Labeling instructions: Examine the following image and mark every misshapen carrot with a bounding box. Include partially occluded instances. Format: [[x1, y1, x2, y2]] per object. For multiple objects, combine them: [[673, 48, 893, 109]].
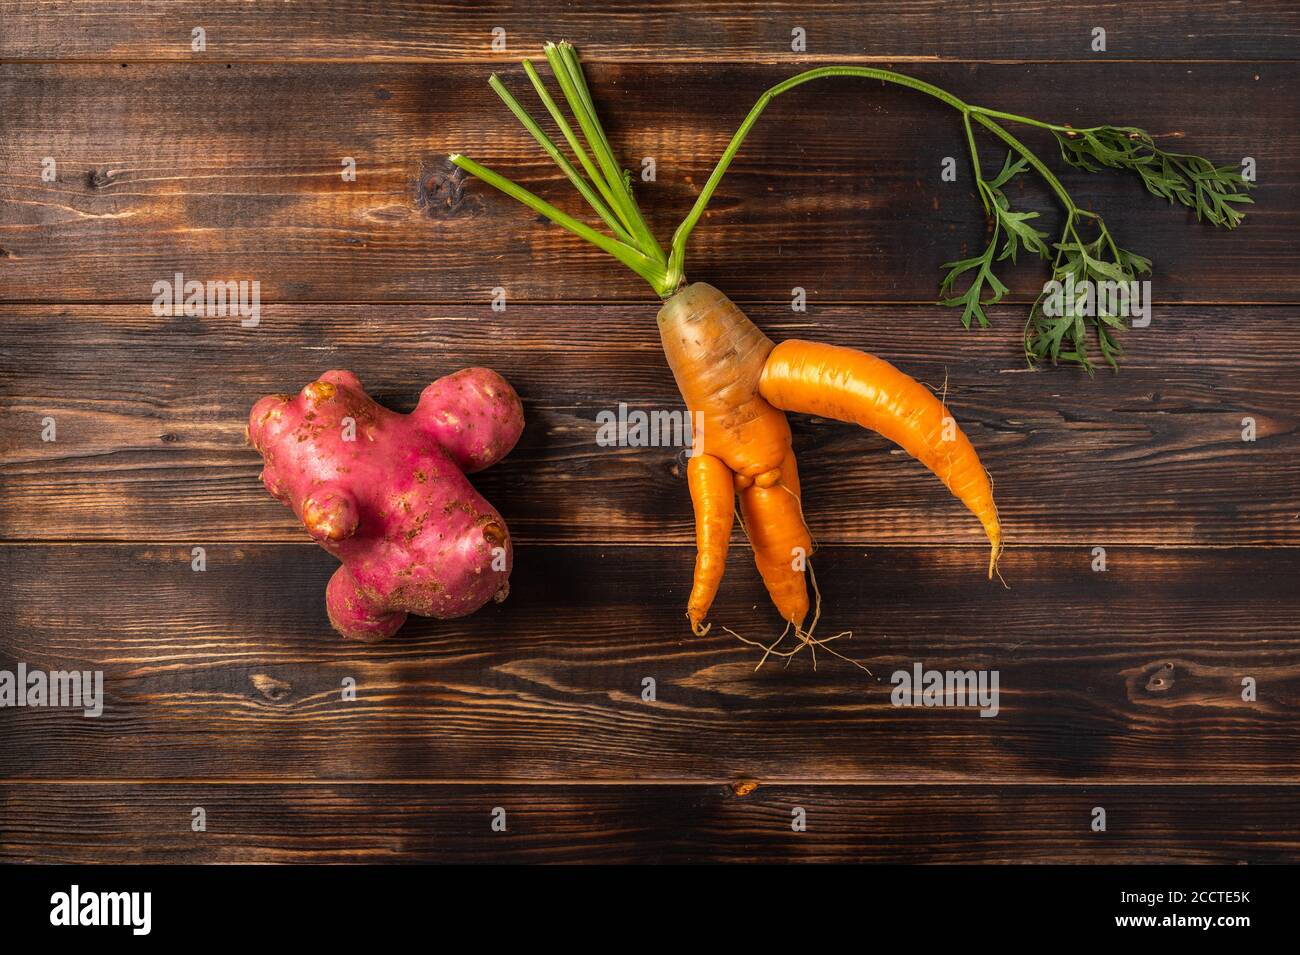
[[660, 283, 999, 633], [659, 284, 814, 632], [451, 47, 1012, 647], [686, 453, 735, 635], [453, 41, 1251, 653], [759, 339, 1002, 576]]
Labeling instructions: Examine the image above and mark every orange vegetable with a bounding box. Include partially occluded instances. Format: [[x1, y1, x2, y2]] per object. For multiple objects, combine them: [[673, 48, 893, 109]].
[[760, 339, 1002, 577], [738, 449, 812, 628], [452, 41, 1250, 649], [685, 453, 735, 635], [658, 283, 789, 478], [662, 282, 998, 633]]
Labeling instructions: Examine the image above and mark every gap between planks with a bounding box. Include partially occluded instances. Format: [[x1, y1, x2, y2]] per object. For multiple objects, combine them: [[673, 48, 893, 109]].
[[0, 300, 1295, 309], [2, 58, 1297, 66], [6, 778, 1300, 787], [1, 541, 1297, 550]]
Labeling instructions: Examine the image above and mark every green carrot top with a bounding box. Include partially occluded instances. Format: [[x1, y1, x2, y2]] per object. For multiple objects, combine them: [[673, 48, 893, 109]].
[[451, 42, 1252, 370]]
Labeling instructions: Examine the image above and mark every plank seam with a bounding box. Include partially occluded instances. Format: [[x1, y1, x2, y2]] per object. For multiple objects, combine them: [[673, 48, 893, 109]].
[[3, 541, 1299, 550], [4, 779, 1299, 787], [1, 57, 1297, 66], [1, 301, 1295, 309]]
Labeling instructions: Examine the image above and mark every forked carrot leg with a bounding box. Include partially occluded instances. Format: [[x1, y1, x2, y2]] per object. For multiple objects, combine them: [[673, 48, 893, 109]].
[[686, 453, 735, 635], [737, 450, 813, 628], [759, 339, 1002, 575]]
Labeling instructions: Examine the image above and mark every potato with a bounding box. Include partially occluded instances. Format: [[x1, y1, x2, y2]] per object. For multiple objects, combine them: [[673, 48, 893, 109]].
[[248, 368, 524, 641]]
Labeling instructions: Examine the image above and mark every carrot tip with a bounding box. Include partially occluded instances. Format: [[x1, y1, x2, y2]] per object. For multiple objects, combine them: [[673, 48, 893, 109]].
[[987, 537, 1007, 586]]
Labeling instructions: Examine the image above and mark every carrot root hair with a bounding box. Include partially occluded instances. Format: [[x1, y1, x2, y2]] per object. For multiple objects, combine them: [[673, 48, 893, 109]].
[[723, 563, 871, 674], [688, 612, 713, 637]]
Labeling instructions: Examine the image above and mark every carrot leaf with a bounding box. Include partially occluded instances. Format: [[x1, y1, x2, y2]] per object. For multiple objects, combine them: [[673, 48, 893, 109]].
[[451, 42, 1255, 368], [1054, 126, 1254, 229], [1025, 226, 1152, 371], [938, 152, 1045, 330], [940, 247, 1009, 331]]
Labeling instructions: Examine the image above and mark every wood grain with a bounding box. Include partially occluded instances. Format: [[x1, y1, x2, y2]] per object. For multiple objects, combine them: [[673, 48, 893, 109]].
[[0, 62, 1291, 303], [2, 1, 1297, 62], [2, 2, 1297, 865], [2, 783, 1294, 863], [1, 542, 1295, 782], [2, 304, 1296, 546]]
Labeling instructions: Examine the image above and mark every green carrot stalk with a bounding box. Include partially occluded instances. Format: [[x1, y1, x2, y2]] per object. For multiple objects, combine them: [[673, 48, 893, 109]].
[[451, 42, 1252, 371]]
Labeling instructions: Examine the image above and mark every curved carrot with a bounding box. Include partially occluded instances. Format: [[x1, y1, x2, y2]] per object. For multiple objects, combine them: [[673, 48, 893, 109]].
[[738, 449, 812, 628], [686, 453, 735, 635], [759, 339, 1001, 575], [663, 285, 998, 627]]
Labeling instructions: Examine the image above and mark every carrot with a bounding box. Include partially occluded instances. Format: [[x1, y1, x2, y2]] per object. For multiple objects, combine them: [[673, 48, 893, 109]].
[[760, 339, 1001, 576], [686, 453, 735, 635], [661, 282, 993, 628], [660, 284, 815, 630], [449, 45, 1000, 643], [449, 41, 1247, 653]]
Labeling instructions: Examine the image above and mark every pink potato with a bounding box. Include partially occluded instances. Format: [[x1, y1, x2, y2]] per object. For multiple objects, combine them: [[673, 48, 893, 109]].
[[248, 368, 525, 641]]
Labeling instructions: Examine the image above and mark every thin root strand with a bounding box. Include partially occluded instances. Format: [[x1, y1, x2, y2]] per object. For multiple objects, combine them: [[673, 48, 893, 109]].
[[722, 562, 873, 675]]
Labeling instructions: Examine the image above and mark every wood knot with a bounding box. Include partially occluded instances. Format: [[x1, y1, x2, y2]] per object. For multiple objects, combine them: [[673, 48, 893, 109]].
[[1145, 661, 1175, 693], [417, 159, 468, 217], [250, 673, 292, 702], [730, 778, 760, 798], [87, 168, 116, 190]]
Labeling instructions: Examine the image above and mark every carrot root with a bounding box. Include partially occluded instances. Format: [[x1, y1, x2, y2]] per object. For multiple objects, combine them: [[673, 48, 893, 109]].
[[759, 338, 1003, 576], [663, 286, 1003, 641]]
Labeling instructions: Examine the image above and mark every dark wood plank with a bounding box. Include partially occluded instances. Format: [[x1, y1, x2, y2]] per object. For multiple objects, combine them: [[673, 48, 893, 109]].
[[2, 304, 1296, 545], [1, 543, 1296, 782], [2, 1, 1297, 62], [2, 783, 1295, 863], [0, 62, 1291, 303]]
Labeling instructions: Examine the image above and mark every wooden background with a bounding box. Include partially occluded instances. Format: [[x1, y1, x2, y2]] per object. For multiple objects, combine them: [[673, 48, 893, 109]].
[[1, 1, 1297, 863]]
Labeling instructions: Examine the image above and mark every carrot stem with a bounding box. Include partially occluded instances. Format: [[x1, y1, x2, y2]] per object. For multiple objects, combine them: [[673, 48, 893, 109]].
[[543, 43, 665, 264], [447, 153, 668, 289], [453, 42, 1250, 362], [488, 73, 636, 246], [667, 66, 973, 286], [519, 59, 634, 243]]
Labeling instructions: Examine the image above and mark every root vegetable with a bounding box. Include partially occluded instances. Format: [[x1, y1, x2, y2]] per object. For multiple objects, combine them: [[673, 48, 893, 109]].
[[247, 368, 524, 641], [760, 339, 1002, 577], [661, 282, 997, 630]]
